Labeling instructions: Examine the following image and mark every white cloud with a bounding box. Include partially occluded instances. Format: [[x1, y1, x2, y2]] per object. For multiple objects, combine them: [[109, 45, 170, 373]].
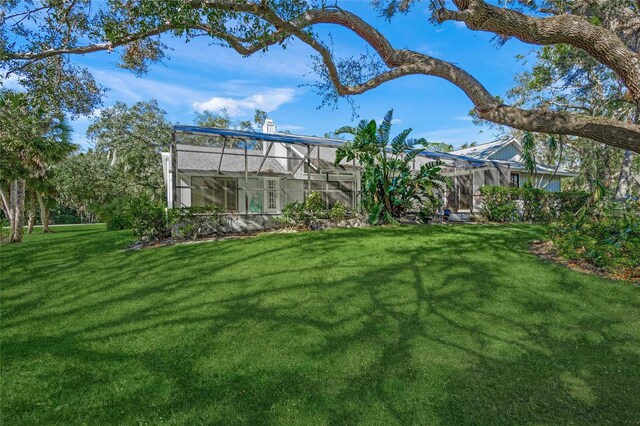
[[454, 115, 473, 121], [0, 72, 25, 91], [453, 21, 466, 28], [92, 69, 202, 106], [193, 88, 296, 116]]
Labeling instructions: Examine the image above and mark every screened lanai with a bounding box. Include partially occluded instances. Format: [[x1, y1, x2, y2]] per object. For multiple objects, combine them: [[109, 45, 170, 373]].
[[161, 124, 511, 215]]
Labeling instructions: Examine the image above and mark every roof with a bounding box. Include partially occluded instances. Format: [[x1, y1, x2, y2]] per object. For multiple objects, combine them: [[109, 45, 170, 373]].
[[174, 125, 346, 147], [492, 157, 578, 177], [450, 137, 517, 159], [173, 125, 493, 168], [176, 144, 289, 175], [450, 136, 578, 177]]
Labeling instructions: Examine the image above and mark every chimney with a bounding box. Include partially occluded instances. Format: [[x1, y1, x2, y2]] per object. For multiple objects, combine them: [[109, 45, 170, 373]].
[[262, 118, 276, 134]]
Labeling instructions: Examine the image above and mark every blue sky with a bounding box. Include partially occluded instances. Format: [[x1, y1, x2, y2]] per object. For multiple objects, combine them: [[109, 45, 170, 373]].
[[66, 1, 534, 149]]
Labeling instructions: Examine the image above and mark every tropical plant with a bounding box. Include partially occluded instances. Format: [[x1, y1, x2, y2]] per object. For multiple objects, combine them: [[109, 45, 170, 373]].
[[549, 195, 639, 280], [335, 110, 451, 224], [0, 90, 76, 242], [278, 191, 331, 228]]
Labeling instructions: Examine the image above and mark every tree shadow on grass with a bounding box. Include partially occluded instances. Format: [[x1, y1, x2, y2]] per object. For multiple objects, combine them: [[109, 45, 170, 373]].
[[2, 224, 639, 424]]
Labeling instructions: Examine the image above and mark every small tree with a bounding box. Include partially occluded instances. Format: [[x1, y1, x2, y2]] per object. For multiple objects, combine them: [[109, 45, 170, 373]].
[[0, 90, 75, 242], [335, 110, 451, 224]]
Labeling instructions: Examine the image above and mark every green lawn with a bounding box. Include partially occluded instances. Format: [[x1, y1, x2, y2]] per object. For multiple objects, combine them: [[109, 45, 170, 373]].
[[1, 224, 639, 425]]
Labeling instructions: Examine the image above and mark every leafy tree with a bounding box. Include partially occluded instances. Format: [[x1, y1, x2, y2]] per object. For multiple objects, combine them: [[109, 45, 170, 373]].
[[52, 151, 116, 222], [335, 110, 451, 224], [410, 137, 454, 153], [193, 107, 267, 148], [87, 100, 172, 201], [194, 108, 232, 129], [52, 100, 171, 223], [0, 90, 75, 242], [2, 1, 640, 152], [509, 40, 639, 196]]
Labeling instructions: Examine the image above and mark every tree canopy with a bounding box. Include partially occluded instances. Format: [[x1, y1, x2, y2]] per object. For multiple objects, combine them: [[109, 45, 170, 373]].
[[1, 0, 639, 152]]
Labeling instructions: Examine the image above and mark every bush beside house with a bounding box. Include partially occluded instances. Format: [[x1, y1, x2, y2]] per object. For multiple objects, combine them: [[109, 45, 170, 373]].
[[479, 185, 638, 280], [479, 186, 589, 223], [549, 198, 639, 280]]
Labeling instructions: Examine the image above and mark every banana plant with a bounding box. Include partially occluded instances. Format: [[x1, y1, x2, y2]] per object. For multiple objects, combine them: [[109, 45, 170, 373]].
[[335, 109, 452, 224]]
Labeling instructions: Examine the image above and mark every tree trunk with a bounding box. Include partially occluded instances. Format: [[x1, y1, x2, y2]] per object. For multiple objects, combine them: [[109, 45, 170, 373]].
[[615, 150, 634, 200], [9, 179, 26, 243], [37, 192, 51, 233], [27, 208, 36, 234]]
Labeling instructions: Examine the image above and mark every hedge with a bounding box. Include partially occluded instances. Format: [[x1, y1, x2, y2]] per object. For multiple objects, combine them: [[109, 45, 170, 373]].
[[478, 186, 589, 223]]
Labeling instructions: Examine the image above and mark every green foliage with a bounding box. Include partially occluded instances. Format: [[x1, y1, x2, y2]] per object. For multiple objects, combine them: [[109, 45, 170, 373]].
[[335, 109, 451, 224], [0, 90, 77, 184], [87, 100, 171, 202], [278, 192, 351, 228], [129, 196, 168, 241], [102, 198, 227, 241], [509, 38, 639, 195], [0, 216, 9, 241], [418, 198, 443, 222], [168, 206, 225, 240], [329, 201, 348, 221], [100, 195, 167, 240], [304, 191, 325, 216], [479, 186, 589, 223], [52, 151, 116, 219], [50, 207, 83, 225], [101, 198, 135, 231], [549, 198, 640, 279], [194, 108, 232, 129]]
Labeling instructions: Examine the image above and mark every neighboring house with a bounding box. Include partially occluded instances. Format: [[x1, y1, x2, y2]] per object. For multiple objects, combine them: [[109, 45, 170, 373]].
[[449, 137, 576, 192], [162, 122, 576, 216]]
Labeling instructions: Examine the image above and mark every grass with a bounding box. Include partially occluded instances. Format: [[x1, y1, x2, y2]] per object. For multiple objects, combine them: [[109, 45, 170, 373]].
[[1, 224, 639, 425]]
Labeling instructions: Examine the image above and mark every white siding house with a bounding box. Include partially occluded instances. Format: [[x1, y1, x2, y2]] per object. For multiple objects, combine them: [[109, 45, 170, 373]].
[[162, 124, 576, 215]]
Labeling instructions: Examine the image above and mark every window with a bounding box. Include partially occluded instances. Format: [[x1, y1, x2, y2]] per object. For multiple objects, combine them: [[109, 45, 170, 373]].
[[510, 173, 520, 187], [191, 177, 237, 210]]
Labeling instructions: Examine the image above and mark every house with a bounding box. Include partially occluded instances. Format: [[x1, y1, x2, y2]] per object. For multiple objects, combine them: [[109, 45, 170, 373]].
[[449, 137, 576, 192], [161, 122, 576, 217]]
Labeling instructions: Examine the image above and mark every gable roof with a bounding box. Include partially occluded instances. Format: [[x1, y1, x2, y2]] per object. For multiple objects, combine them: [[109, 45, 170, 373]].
[[451, 136, 578, 177], [450, 137, 519, 160]]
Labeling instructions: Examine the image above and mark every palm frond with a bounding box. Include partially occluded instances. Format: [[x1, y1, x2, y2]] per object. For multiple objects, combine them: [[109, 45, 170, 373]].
[[391, 128, 413, 153], [335, 125, 357, 135]]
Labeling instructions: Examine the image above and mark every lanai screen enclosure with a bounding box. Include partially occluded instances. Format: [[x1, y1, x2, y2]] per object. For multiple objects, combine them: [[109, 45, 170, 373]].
[[162, 123, 512, 216]]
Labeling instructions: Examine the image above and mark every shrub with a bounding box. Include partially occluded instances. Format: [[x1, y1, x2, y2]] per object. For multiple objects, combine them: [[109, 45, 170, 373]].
[[479, 186, 521, 222], [279, 192, 349, 228], [548, 198, 639, 279], [0, 216, 9, 241], [417, 198, 443, 223], [100, 197, 135, 230], [101, 195, 170, 241], [305, 191, 326, 217], [51, 207, 82, 224], [479, 186, 588, 223], [329, 201, 348, 221], [129, 197, 169, 241], [168, 206, 224, 240]]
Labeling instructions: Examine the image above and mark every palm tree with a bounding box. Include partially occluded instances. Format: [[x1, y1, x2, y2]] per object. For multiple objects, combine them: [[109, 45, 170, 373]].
[[0, 90, 75, 241], [335, 110, 452, 224]]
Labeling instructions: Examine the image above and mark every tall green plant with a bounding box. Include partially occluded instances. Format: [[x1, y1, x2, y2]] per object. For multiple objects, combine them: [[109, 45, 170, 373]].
[[335, 110, 451, 224]]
